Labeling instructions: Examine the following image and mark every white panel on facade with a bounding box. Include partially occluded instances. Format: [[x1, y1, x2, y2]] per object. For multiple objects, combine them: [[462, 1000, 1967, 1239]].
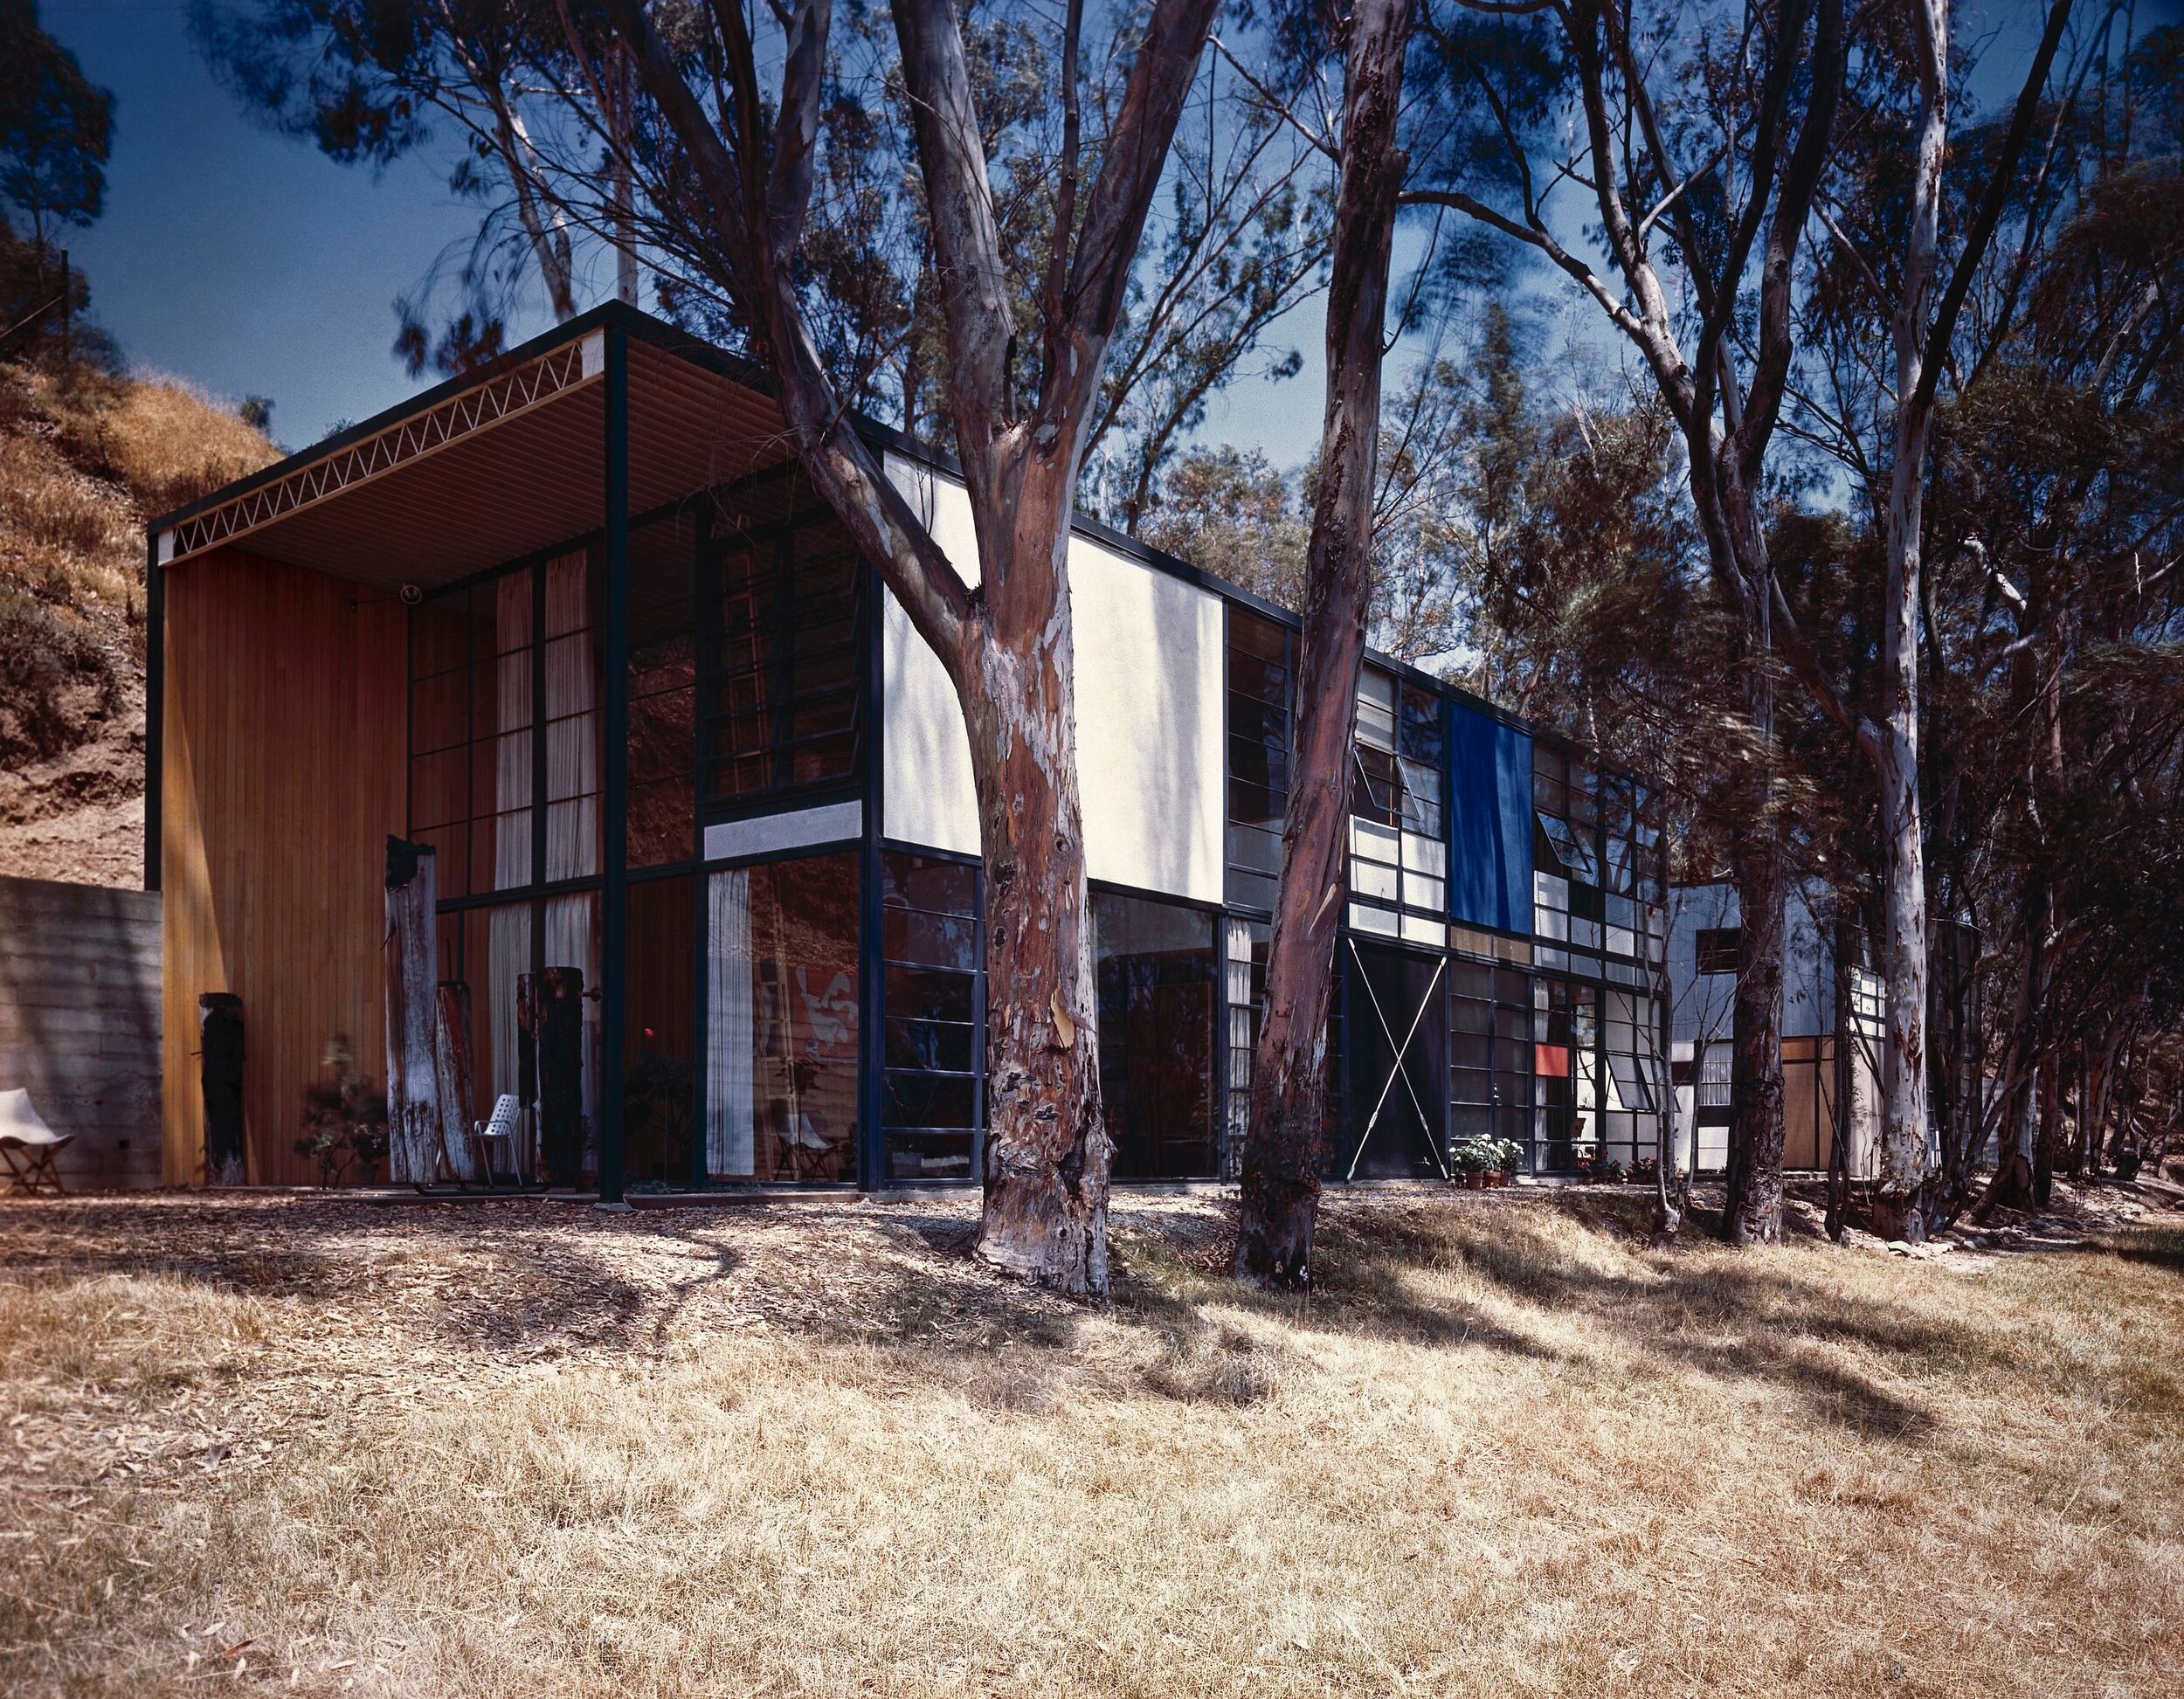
[[1354, 860, 1399, 903], [1401, 832, 1444, 875], [702, 800, 862, 863], [1070, 530, 1225, 901], [880, 455, 981, 856], [1353, 818, 1400, 862], [1400, 914, 1447, 949], [1350, 902, 1400, 938], [877, 455, 1225, 900]]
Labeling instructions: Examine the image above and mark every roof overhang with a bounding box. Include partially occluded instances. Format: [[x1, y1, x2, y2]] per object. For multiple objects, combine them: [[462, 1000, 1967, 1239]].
[[150, 303, 797, 594]]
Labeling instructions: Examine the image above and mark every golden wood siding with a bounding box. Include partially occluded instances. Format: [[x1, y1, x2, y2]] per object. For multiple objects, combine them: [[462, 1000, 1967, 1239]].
[[160, 548, 406, 1184]]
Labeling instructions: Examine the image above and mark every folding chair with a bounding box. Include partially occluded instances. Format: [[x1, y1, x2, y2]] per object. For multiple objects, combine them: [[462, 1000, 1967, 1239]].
[[472, 1093, 522, 1190], [0, 1088, 73, 1196]]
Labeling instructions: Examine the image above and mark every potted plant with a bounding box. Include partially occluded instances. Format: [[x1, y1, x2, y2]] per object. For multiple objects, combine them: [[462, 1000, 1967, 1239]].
[[1451, 1137, 1493, 1188], [295, 1034, 390, 1187]]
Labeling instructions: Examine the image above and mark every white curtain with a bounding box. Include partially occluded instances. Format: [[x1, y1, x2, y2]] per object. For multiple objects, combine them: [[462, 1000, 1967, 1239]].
[[706, 869, 755, 1177], [537, 551, 602, 1152], [490, 570, 535, 1172]]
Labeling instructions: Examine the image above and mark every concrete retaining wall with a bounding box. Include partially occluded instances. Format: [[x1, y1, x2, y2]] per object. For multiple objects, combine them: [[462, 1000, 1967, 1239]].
[[0, 874, 162, 1190]]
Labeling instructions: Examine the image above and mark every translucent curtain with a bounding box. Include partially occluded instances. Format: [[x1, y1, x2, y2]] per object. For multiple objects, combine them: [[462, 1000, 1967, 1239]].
[[494, 570, 533, 890], [489, 570, 535, 1169], [541, 550, 601, 1143], [706, 869, 755, 1177], [543, 550, 598, 882]]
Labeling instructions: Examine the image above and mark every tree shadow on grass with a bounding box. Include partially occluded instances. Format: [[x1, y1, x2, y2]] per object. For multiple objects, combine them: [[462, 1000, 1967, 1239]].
[[2099, 1225, 2184, 1274], [0, 1190, 2006, 1440], [1319, 1197, 1953, 1440]]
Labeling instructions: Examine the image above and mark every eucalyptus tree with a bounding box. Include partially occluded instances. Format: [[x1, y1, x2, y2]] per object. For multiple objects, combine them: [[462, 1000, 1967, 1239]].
[[1219, 0, 1415, 1288], [597, 0, 1246, 1289], [1407, 0, 1847, 1243]]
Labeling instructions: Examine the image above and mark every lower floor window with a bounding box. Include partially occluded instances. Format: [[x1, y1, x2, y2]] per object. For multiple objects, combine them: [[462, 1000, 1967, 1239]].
[[705, 852, 860, 1182], [1095, 891, 1219, 1180]]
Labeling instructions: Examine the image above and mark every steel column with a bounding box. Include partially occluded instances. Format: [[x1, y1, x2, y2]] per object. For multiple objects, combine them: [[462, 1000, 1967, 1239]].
[[597, 326, 632, 1204], [143, 532, 162, 892]]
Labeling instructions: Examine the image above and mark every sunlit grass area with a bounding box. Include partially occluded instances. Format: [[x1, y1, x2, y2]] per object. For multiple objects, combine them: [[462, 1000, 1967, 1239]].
[[2, 1189, 2178, 1696]]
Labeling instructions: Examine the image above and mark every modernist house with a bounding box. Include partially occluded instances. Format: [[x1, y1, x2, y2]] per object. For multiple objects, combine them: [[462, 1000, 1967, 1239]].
[[1666, 882, 1886, 1175], [147, 302, 1669, 1197]]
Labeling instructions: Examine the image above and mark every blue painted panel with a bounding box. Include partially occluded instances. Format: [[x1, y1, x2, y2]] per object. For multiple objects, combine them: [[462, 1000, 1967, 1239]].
[[1448, 704, 1532, 932], [1494, 718, 1533, 931]]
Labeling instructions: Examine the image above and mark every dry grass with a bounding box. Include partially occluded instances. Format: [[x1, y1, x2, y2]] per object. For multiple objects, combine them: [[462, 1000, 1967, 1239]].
[[41, 369, 280, 522], [0, 362, 274, 868], [0, 1187, 2179, 1696]]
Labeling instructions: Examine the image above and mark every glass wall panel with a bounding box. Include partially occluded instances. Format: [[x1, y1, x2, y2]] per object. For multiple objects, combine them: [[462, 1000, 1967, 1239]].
[[703, 515, 865, 805], [460, 900, 534, 1176], [1095, 891, 1218, 1179], [1223, 917, 1270, 1178], [1351, 667, 1446, 942], [625, 874, 696, 1184], [627, 535, 697, 868], [703, 852, 860, 1182], [881, 853, 981, 1182], [1449, 960, 1534, 1157], [1227, 608, 1292, 911], [1533, 976, 1597, 1172]]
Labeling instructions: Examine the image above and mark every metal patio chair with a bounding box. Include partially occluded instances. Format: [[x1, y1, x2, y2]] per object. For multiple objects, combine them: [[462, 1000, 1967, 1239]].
[[472, 1093, 522, 1189], [0, 1088, 73, 1196]]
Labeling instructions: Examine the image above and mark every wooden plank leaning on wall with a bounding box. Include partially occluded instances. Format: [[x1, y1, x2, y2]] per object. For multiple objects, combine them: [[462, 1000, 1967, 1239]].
[[160, 547, 407, 1185]]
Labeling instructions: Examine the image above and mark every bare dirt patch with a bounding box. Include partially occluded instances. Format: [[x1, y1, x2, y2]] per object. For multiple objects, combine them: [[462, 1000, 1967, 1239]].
[[1, 1186, 2178, 1696]]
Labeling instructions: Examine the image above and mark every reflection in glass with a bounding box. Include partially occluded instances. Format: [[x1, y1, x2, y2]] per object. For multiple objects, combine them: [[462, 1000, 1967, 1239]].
[[881, 853, 981, 1181], [1095, 893, 1217, 1178], [705, 853, 860, 1181]]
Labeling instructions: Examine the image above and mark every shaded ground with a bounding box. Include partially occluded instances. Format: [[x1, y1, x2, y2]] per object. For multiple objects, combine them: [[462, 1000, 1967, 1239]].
[[1, 1184, 2179, 1696]]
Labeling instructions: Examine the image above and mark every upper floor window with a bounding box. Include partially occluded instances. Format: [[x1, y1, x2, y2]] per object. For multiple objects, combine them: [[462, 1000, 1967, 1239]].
[[1226, 607, 1293, 911], [702, 513, 865, 807], [1352, 667, 1443, 837], [1350, 666, 1446, 949]]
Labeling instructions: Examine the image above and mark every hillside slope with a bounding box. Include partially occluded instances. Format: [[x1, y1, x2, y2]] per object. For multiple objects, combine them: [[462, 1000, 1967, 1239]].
[[0, 363, 276, 886]]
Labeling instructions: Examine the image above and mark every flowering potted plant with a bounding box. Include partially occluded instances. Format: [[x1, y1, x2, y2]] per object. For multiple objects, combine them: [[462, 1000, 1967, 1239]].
[[1489, 1137, 1524, 1185], [1450, 1137, 1496, 1188]]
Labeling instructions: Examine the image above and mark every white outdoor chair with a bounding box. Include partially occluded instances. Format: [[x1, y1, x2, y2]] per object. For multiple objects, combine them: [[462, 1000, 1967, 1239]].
[[473, 1093, 522, 1188], [0, 1088, 73, 1196]]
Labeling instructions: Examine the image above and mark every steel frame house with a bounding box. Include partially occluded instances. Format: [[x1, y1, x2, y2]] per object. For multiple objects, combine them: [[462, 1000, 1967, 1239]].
[[147, 303, 1669, 1196]]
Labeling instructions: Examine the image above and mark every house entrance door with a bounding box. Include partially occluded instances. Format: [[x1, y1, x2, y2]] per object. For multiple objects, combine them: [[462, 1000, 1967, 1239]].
[[1341, 940, 1449, 1180]]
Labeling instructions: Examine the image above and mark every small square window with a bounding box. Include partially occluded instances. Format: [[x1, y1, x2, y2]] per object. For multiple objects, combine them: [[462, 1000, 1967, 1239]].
[[1696, 928, 1741, 976]]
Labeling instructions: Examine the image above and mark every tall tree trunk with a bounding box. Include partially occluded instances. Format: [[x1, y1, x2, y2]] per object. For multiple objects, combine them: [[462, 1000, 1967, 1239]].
[[384, 837, 443, 1186], [610, 0, 1224, 1291], [1863, 0, 1948, 1244], [1234, 0, 1410, 1289], [1980, 869, 2047, 1215], [962, 458, 1106, 1291], [1825, 905, 1855, 1242], [1722, 812, 1787, 1243]]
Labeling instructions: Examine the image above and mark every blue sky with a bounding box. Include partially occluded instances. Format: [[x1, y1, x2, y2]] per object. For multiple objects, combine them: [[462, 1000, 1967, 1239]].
[[39, 0, 2181, 462]]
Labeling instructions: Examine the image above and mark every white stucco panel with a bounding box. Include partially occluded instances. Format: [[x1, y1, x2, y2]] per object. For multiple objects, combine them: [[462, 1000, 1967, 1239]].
[[881, 455, 981, 857], [878, 453, 1225, 901], [1068, 531, 1225, 902]]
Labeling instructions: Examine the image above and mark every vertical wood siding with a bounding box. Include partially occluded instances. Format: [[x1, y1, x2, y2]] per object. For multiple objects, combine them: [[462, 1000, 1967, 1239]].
[[160, 549, 406, 1184]]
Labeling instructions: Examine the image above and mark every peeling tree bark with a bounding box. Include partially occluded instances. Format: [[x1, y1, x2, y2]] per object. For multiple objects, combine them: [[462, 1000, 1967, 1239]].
[[605, 0, 1222, 1292], [384, 836, 443, 1187], [1235, 0, 1410, 1290]]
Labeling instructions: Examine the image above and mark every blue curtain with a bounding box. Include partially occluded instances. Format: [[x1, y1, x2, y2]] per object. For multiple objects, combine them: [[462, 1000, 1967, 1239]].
[[1448, 704, 1532, 933]]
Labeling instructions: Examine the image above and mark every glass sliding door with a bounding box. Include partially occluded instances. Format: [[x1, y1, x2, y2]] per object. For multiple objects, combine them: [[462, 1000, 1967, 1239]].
[[704, 852, 860, 1182], [1094, 892, 1218, 1179]]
